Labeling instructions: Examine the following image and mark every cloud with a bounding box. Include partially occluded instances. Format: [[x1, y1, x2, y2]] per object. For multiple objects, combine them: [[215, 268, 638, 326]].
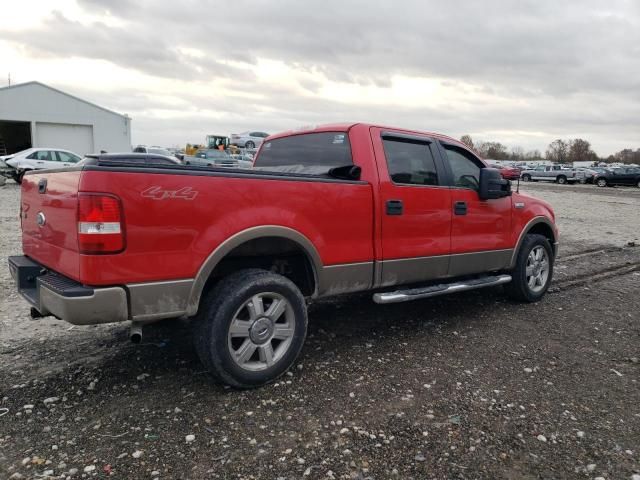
[[1, 0, 639, 155]]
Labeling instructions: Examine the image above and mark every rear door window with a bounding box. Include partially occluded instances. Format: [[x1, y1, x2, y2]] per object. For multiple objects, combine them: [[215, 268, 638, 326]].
[[382, 138, 439, 186], [255, 132, 352, 175], [56, 151, 80, 163]]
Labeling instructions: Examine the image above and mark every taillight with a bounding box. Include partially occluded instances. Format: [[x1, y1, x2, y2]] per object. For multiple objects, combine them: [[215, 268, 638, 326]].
[[77, 193, 125, 254]]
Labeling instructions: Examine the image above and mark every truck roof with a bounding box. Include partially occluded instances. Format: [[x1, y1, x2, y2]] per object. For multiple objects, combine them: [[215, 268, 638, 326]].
[[266, 123, 469, 150]]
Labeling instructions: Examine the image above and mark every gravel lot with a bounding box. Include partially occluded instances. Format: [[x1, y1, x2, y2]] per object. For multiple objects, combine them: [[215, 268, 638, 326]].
[[1, 180, 639, 480]]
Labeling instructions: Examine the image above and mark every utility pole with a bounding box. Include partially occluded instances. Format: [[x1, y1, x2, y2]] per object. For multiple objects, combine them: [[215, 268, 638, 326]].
[[8, 73, 11, 86]]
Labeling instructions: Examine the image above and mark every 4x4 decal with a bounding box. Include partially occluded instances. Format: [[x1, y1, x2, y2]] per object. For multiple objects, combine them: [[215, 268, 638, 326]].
[[141, 186, 198, 201]]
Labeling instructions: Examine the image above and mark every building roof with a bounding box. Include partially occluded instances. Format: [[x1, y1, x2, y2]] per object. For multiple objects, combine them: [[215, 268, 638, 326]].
[[0, 81, 128, 119]]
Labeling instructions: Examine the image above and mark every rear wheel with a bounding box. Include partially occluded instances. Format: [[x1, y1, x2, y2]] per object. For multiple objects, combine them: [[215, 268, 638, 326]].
[[194, 269, 308, 388], [596, 177, 607, 187], [245, 141, 255, 149], [505, 234, 554, 302], [556, 175, 567, 184]]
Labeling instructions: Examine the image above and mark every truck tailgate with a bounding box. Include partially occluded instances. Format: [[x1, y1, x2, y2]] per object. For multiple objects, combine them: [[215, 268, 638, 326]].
[[21, 171, 82, 281]]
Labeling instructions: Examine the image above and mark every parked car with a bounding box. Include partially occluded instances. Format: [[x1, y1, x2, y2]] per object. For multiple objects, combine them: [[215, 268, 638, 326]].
[[520, 164, 584, 184], [574, 167, 599, 184], [133, 145, 181, 161], [9, 123, 558, 388], [490, 164, 521, 180], [0, 148, 82, 184], [230, 131, 270, 149], [593, 167, 640, 188], [185, 149, 252, 168]]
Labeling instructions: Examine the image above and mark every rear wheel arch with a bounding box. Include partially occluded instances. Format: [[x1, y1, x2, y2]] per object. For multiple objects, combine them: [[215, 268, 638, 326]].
[[187, 227, 322, 316]]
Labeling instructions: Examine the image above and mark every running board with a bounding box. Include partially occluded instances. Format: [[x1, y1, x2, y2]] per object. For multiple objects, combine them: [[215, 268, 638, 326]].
[[373, 274, 512, 304]]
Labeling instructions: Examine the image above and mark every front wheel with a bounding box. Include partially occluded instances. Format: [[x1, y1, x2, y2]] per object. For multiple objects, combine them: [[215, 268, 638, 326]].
[[521, 174, 531, 182], [596, 178, 607, 187], [505, 234, 554, 302], [12, 171, 25, 184], [245, 141, 255, 149], [194, 269, 308, 388]]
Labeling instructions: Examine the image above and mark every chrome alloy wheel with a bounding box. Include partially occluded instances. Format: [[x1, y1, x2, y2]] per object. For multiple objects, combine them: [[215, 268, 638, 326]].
[[227, 292, 295, 371], [525, 246, 550, 293]]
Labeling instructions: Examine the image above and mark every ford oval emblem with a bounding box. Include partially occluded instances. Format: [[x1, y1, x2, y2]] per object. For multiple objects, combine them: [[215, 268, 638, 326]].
[[36, 212, 46, 227]]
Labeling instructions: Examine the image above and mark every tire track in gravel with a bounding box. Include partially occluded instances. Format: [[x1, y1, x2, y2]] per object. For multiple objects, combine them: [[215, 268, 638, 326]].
[[550, 245, 640, 292]]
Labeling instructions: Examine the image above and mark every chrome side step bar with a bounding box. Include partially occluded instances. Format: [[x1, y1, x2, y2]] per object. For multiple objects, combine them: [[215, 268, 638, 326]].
[[373, 274, 512, 304]]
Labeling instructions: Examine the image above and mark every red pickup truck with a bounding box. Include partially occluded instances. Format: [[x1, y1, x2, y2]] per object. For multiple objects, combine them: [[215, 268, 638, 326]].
[[9, 124, 558, 388]]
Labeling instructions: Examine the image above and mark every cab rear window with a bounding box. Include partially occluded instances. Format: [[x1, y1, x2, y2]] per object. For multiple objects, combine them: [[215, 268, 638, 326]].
[[254, 132, 352, 175]]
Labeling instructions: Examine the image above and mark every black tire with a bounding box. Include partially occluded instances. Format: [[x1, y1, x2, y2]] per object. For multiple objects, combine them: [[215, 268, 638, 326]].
[[13, 171, 24, 184], [556, 175, 567, 184], [245, 141, 255, 149], [193, 269, 308, 388], [596, 177, 607, 187], [522, 174, 531, 182], [636, 179, 640, 188], [505, 234, 554, 303]]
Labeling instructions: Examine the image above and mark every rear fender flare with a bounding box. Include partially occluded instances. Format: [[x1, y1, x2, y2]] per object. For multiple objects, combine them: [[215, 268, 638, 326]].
[[186, 226, 322, 315]]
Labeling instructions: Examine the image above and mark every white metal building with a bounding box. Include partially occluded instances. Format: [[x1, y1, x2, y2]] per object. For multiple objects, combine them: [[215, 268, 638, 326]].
[[0, 81, 131, 156]]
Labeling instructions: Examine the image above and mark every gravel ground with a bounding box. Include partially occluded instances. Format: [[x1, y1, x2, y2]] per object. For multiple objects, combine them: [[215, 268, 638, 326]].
[[0, 180, 639, 480]]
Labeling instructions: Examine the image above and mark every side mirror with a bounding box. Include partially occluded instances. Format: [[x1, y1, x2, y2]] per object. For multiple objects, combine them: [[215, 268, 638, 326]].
[[328, 165, 362, 181], [479, 168, 511, 200]]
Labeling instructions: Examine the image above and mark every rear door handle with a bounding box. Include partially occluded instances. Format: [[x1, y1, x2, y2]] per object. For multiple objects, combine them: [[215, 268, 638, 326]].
[[454, 201, 467, 215], [386, 199, 404, 215]]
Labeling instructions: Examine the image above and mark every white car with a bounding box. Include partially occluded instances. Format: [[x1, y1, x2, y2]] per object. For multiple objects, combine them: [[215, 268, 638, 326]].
[[230, 131, 269, 149], [1, 148, 82, 184]]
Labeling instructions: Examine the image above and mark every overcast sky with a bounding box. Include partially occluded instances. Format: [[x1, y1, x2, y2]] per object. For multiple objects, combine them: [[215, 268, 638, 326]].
[[1, 0, 638, 155]]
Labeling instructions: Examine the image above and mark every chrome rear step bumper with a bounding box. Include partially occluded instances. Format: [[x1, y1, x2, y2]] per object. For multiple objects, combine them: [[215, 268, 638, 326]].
[[373, 274, 512, 304]]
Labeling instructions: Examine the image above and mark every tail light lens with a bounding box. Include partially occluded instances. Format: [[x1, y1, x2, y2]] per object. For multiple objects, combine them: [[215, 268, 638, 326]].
[[77, 193, 125, 254]]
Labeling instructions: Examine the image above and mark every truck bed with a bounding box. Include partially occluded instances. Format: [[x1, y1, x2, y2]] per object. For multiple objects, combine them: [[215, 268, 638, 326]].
[[21, 162, 375, 287]]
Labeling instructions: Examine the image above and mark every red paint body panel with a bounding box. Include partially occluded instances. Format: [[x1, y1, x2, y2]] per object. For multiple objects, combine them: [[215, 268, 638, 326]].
[[18, 123, 557, 290], [75, 170, 374, 285], [369, 127, 452, 260], [450, 190, 512, 254], [510, 192, 558, 245], [21, 171, 82, 280]]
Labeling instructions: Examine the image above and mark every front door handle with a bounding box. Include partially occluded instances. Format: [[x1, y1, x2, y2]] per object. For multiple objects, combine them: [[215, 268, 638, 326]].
[[454, 201, 467, 215], [386, 199, 403, 215]]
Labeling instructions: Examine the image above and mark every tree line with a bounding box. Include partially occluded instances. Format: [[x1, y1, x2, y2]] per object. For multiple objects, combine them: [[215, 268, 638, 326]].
[[460, 135, 639, 165]]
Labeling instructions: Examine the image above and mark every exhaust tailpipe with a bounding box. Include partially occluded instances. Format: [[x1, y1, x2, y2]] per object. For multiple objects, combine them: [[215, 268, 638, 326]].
[[130, 323, 143, 344]]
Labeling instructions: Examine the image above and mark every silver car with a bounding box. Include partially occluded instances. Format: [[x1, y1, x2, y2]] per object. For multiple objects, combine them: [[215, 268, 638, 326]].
[[230, 131, 269, 149], [184, 149, 252, 169]]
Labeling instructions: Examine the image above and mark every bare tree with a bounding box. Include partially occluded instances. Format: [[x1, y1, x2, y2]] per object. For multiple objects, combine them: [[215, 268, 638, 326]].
[[460, 135, 474, 149], [546, 139, 569, 163], [478, 141, 508, 160], [510, 146, 525, 161], [568, 139, 597, 163], [614, 148, 640, 165], [525, 150, 542, 160]]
